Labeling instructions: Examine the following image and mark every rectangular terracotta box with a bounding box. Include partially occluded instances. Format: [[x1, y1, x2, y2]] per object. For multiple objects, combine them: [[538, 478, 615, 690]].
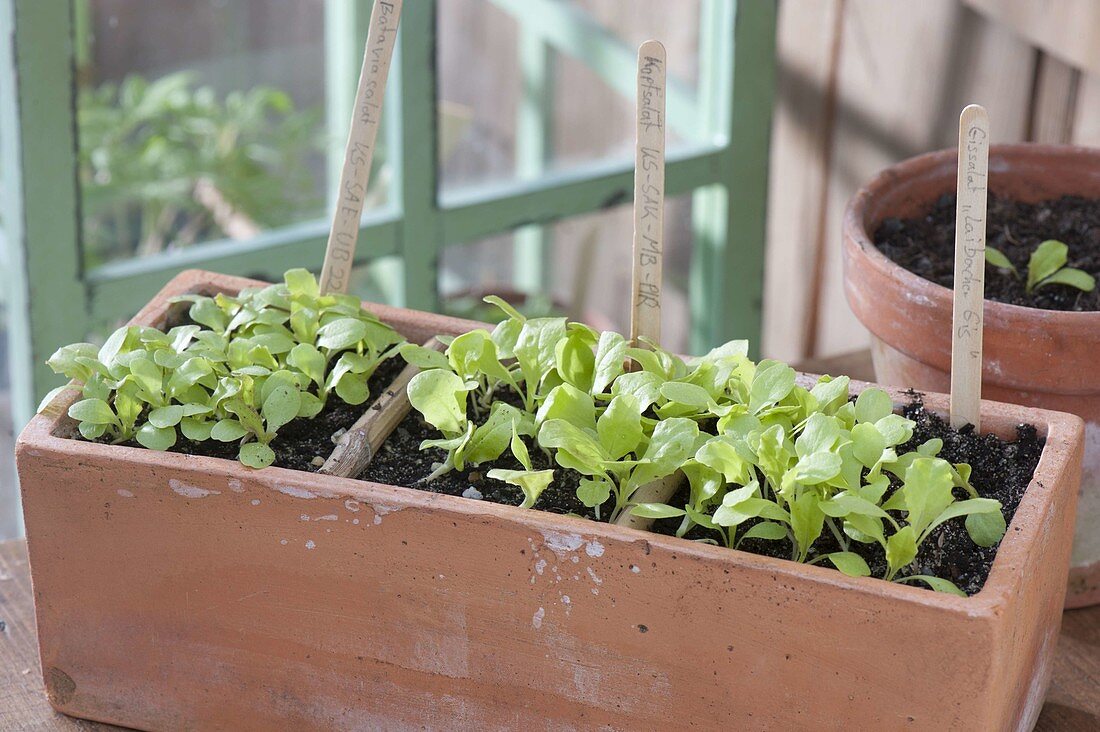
[[17, 271, 1083, 730]]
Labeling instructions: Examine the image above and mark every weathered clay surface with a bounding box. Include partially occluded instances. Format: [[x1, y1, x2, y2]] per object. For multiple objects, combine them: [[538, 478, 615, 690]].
[[18, 270, 1084, 730], [843, 144, 1100, 608]]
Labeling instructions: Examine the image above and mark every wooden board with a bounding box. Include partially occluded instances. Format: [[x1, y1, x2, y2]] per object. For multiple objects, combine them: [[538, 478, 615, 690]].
[[764, 0, 1034, 362]]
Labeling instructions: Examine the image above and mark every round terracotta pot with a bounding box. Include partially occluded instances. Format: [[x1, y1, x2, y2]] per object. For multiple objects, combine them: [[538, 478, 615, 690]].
[[842, 143, 1100, 609]]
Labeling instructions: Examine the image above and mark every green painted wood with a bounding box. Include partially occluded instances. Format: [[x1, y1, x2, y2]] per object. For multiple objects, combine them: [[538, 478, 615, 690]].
[[1, 0, 86, 431], [488, 0, 701, 141], [393, 0, 441, 311], [441, 143, 726, 245], [512, 25, 554, 295], [689, 0, 776, 356], [4, 0, 775, 451], [86, 212, 401, 331]]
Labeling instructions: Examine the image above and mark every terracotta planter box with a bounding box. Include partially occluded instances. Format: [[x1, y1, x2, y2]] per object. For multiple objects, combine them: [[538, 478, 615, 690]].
[[17, 270, 1083, 730], [842, 143, 1100, 608]]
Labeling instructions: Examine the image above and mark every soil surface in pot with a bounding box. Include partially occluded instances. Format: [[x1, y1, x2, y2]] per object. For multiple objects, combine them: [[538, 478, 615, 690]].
[[97, 356, 407, 472], [653, 395, 1044, 596], [360, 409, 616, 521], [875, 193, 1100, 311]]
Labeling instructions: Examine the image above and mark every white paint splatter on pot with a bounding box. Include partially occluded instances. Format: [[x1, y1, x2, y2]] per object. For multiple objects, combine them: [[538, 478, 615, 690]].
[[116, 489, 134, 498], [227, 478, 244, 493], [532, 607, 545, 629], [305, 540, 316, 550], [169, 479, 219, 499], [250, 499, 260, 506]]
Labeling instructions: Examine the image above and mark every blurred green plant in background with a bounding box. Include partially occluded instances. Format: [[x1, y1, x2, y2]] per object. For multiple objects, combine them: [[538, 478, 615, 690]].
[[78, 72, 322, 265]]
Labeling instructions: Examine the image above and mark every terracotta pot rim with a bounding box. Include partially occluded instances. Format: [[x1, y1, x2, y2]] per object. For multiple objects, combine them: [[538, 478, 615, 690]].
[[843, 142, 1100, 326], [21, 269, 1084, 614]]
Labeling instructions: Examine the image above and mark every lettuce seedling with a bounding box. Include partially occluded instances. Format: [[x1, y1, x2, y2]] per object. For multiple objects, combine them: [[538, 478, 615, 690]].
[[986, 239, 1095, 294], [41, 269, 404, 468], [631, 378, 1006, 595]]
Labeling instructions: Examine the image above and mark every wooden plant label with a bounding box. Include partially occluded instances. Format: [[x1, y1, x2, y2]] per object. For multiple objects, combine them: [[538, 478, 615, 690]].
[[950, 104, 990, 430], [630, 40, 666, 349], [319, 0, 403, 295]]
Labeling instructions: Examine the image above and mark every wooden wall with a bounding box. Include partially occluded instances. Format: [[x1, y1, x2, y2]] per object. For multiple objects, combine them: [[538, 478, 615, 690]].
[[763, 0, 1100, 363]]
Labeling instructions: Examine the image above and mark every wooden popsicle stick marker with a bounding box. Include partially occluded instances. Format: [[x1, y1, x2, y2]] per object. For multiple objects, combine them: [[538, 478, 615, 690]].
[[630, 40, 666, 349], [319, 0, 403, 295], [950, 104, 990, 430]]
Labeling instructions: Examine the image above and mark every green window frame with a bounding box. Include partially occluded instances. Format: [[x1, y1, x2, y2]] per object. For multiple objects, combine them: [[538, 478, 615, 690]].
[[0, 0, 775, 432]]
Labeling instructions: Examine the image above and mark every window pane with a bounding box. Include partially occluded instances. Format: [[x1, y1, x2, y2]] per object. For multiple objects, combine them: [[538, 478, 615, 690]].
[[438, 0, 703, 194], [76, 0, 389, 269], [440, 193, 694, 354]]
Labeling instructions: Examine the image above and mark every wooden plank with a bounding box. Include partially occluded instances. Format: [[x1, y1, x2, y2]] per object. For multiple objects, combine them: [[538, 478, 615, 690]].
[[1070, 73, 1100, 146], [1029, 52, 1082, 144], [0, 541, 124, 730], [962, 0, 1100, 77], [762, 0, 843, 363], [768, 0, 1034, 360]]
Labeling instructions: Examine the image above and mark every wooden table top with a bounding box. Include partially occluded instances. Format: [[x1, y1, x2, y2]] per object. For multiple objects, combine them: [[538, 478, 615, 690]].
[[1, 538, 1097, 730]]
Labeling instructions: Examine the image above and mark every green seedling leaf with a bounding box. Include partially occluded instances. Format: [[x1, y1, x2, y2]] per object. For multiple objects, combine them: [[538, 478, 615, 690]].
[[896, 575, 967, 596], [465, 403, 524, 466], [181, 417, 214, 441], [148, 405, 186, 428], [262, 375, 301, 433], [537, 384, 596, 431], [287, 343, 326, 387], [555, 330, 596, 392], [630, 503, 686, 519], [1037, 267, 1096, 292], [965, 508, 1007, 548], [135, 423, 175, 451], [510, 422, 532, 470], [851, 422, 887, 468], [597, 394, 643, 460], [1027, 239, 1068, 292], [611, 371, 663, 412], [789, 491, 825, 561], [538, 419, 608, 470], [487, 468, 555, 509], [317, 317, 369, 351], [211, 419, 249, 442], [68, 398, 118, 426], [239, 442, 276, 469], [591, 331, 627, 394], [739, 521, 788, 543], [875, 413, 914, 446], [408, 369, 472, 437], [749, 360, 796, 413], [577, 476, 613, 508], [810, 375, 850, 414], [854, 388, 893, 424], [399, 342, 450, 370], [824, 552, 871, 577], [885, 526, 918, 579], [284, 268, 319, 298], [899, 458, 955, 538], [984, 246, 1016, 273]]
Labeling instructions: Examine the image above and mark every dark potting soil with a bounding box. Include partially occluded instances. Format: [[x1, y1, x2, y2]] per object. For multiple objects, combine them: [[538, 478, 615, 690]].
[[651, 395, 1044, 596], [874, 193, 1100, 310], [360, 409, 617, 521], [103, 355, 407, 472]]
